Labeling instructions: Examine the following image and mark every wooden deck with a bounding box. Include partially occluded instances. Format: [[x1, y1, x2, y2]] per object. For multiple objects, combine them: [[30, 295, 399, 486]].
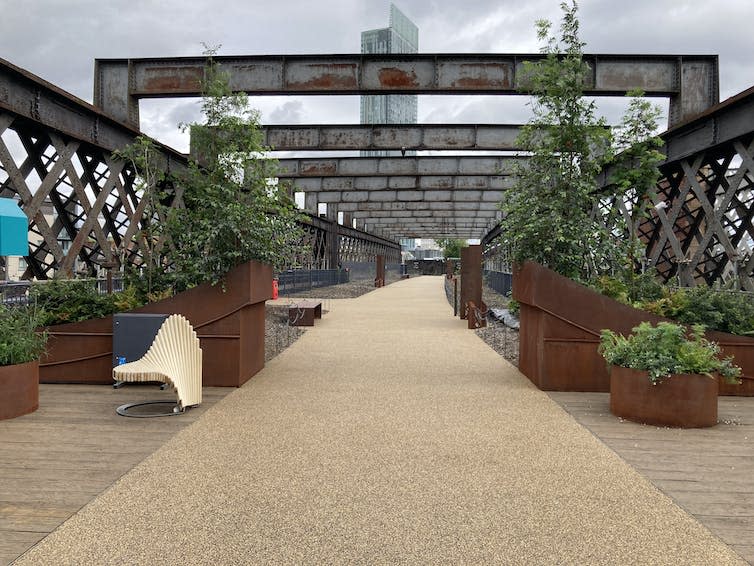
[[549, 392, 754, 565], [0, 383, 231, 566]]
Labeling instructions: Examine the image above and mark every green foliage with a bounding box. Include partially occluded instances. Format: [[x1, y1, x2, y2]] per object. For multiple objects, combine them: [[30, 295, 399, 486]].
[[436, 238, 466, 259], [167, 48, 304, 288], [592, 269, 664, 305], [599, 322, 742, 384], [499, 1, 614, 281], [0, 305, 48, 366], [112, 136, 171, 299], [609, 89, 665, 275], [31, 279, 140, 326], [639, 286, 754, 336], [113, 47, 304, 293]]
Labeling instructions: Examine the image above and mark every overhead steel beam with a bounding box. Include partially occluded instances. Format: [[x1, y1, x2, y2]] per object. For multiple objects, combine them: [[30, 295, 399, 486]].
[[264, 124, 524, 151], [94, 53, 719, 127], [661, 84, 754, 163], [0, 57, 184, 162], [286, 175, 514, 192], [277, 156, 524, 177]]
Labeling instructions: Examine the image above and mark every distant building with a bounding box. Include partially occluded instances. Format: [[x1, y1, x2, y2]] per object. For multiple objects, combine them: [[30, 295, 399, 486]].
[[360, 4, 418, 157]]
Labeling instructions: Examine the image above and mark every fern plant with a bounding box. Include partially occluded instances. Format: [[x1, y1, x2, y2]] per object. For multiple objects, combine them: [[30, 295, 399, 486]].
[[599, 322, 741, 385]]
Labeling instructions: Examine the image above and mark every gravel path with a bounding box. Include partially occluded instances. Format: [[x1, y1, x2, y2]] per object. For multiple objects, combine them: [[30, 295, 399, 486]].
[[18, 276, 743, 564]]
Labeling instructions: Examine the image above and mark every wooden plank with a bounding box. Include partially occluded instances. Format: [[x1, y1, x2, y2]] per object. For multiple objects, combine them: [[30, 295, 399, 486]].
[[549, 391, 754, 565], [0, 383, 231, 565]]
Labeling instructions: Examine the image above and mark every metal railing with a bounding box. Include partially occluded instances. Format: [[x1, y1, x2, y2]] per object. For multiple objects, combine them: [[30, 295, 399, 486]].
[[484, 270, 513, 297], [276, 268, 350, 295]]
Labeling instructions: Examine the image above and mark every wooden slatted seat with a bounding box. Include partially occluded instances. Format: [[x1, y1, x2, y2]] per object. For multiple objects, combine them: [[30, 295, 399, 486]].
[[113, 314, 202, 411]]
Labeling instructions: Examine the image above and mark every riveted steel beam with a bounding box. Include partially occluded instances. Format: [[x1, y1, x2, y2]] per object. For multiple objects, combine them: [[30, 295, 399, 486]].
[[285, 175, 515, 192], [94, 53, 719, 127], [0, 57, 184, 162], [277, 156, 524, 177], [264, 124, 524, 151]]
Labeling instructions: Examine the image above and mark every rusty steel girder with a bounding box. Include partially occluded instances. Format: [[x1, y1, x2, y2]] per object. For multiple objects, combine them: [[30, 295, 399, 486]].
[[93, 54, 719, 127]]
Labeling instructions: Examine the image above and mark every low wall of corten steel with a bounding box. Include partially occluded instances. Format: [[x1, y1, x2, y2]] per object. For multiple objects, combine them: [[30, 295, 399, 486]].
[[512, 261, 754, 395], [40, 261, 272, 388]]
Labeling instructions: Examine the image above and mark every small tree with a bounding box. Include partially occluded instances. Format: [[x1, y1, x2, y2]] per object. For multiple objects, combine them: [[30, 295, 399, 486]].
[[115, 48, 303, 295], [610, 89, 665, 273], [169, 49, 303, 288], [436, 238, 467, 258], [499, 0, 613, 281]]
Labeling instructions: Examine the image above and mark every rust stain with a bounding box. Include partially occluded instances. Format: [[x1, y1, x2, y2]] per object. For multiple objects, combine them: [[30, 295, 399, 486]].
[[378, 67, 419, 88], [301, 162, 337, 176], [142, 67, 203, 93], [451, 63, 511, 89], [287, 64, 358, 90]]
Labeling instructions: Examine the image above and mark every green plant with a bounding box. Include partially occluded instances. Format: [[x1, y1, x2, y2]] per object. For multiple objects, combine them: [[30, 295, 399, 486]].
[[499, 1, 613, 280], [436, 238, 466, 259], [637, 286, 754, 336], [168, 47, 304, 288], [0, 305, 48, 366], [31, 279, 141, 326], [599, 321, 741, 385]]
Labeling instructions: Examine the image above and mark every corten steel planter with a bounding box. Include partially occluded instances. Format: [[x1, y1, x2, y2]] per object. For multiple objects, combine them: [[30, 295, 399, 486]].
[[512, 261, 754, 394], [609, 366, 718, 428], [40, 261, 273, 388], [0, 360, 39, 420]]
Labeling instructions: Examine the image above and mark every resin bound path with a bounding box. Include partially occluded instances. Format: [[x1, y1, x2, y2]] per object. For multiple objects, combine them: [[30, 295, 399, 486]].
[[14, 276, 745, 564]]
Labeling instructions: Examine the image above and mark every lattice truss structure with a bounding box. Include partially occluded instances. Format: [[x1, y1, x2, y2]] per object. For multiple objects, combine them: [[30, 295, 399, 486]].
[[596, 134, 754, 290], [0, 112, 187, 279]]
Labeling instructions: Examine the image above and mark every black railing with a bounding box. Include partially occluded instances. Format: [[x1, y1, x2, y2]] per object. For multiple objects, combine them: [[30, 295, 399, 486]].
[[484, 270, 513, 297], [276, 268, 350, 295]]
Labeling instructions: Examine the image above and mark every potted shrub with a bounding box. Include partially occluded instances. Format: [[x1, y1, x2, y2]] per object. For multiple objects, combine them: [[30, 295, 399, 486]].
[[599, 322, 741, 428], [0, 305, 48, 419]]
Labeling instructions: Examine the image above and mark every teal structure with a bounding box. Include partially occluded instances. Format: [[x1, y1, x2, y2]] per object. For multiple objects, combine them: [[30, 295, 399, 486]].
[[0, 198, 28, 256]]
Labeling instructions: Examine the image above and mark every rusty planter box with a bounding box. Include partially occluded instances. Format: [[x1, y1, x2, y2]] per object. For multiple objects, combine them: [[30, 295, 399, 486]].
[[40, 261, 272, 388], [0, 360, 39, 420], [513, 261, 754, 394], [609, 366, 718, 428]]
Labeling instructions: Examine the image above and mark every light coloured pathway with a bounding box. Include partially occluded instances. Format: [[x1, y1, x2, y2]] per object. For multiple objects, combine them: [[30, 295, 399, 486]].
[[16, 276, 745, 564]]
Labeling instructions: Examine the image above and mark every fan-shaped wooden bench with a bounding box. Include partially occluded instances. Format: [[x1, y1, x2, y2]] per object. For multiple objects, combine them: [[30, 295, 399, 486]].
[[113, 314, 202, 413]]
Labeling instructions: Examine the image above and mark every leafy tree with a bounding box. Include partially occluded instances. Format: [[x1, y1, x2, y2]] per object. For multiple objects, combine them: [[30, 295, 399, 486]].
[[499, 0, 613, 280], [169, 49, 303, 287], [609, 89, 665, 274], [115, 48, 304, 294], [436, 238, 467, 258]]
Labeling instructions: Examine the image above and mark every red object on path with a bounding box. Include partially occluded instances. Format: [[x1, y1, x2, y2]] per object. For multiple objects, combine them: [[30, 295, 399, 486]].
[[272, 278, 279, 300]]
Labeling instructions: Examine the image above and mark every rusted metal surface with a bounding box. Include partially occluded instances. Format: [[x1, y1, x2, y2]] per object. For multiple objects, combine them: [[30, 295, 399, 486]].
[[375, 254, 386, 287], [513, 261, 754, 394], [466, 300, 487, 329], [264, 124, 524, 151], [459, 245, 482, 320], [93, 54, 719, 127], [288, 300, 322, 326], [40, 261, 273, 388], [277, 156, 522, 178], [609, 366, 718, 428], [0, 360, 38, 420]]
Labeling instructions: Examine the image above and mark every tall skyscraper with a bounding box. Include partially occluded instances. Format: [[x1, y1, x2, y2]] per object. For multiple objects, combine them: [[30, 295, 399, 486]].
[[360, 4, 418, 157]]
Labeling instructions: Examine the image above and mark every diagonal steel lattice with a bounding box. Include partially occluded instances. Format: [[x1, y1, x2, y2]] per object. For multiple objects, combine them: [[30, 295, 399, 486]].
[[0, 110, 399, 279], [594, 133, 754, 291], [0, 112, 178, 278]]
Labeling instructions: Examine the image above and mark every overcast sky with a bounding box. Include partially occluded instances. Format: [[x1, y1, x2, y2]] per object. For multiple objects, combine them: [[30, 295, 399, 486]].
[[2, 0, 753, 153]]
